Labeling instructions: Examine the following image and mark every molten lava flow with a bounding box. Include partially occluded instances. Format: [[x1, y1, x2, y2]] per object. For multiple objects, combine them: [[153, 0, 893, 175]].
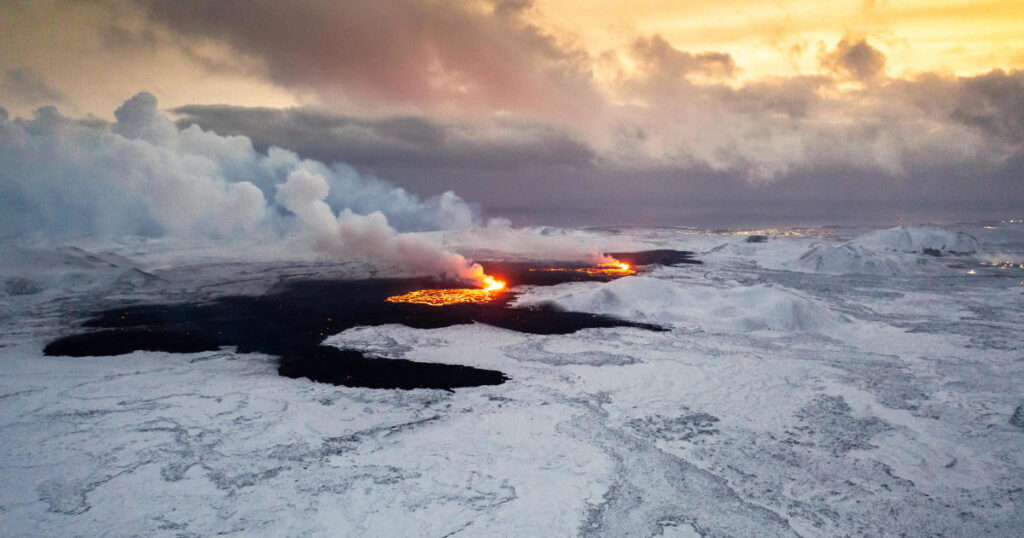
[[592, 259, 634, 275], [529, 256, 636, 276], [386, 272, 506, 306]]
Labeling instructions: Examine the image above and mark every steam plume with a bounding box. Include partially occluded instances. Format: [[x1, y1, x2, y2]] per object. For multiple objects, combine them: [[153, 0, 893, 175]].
[[276, 170, 490, 285], [0, 92, 477, 239], [1, 92, 619, 284]]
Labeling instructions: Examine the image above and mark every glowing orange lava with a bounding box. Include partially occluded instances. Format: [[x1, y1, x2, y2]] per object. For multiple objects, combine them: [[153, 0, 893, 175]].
[[386, 274, 507, 306], [592, 260, 634, 275], [529, 257, 636, 276]]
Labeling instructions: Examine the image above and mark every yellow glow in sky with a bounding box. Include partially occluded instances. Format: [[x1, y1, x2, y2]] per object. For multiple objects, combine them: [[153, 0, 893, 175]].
[[2, 0, 1021, 119], [532, 0, 1024, 79]]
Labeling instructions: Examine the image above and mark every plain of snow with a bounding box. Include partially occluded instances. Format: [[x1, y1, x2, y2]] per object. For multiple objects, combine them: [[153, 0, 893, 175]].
[[1, 222, 1022, 537]]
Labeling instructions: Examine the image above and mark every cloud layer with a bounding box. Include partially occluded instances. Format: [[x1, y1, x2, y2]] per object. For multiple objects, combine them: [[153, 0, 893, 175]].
[[2, 1, 1023, 226], [170, 105, 594, 170], [138, 0, 597, 115]]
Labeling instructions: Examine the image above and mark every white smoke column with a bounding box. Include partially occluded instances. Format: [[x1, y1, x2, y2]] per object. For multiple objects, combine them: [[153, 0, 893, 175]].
[[276, 170, 490, 285]]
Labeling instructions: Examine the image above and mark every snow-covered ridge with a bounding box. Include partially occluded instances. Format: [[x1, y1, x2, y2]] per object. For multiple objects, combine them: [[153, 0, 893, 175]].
[[0, 245, 154, 298], [787, 226, 978, 276], [788, 243, 944, 276], [513, 276, 845, 332], [851, 226, 978, 255]]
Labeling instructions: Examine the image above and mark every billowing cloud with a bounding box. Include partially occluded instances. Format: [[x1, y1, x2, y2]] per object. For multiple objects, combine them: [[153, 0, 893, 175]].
[[0, 93, 478, 240], [275, 169, 495, 285]]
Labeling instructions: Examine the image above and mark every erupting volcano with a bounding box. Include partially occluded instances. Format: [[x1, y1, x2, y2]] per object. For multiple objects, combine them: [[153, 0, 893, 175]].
[[386, 273, 507, 306]]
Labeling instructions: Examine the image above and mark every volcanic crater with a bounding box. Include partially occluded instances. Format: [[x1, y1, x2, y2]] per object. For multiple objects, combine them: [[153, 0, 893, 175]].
[[45, 250, 700, 390]]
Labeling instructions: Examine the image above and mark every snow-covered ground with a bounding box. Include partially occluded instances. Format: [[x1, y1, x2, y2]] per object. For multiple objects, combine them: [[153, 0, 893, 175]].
[[1, 222, 1022, 536]]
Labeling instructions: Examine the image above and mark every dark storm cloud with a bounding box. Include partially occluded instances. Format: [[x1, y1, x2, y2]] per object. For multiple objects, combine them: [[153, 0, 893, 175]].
[[171, 105, 594, 169], [137, 0, 598, 113]]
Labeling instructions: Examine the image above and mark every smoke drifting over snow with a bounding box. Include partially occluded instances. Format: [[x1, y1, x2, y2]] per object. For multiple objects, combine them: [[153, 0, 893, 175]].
[[0, 93, 496, 281]]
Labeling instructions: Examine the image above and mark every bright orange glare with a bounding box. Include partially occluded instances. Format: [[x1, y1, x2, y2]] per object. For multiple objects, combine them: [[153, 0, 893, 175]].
[[482, 275, 506, 291], [597, 260, 632, 274], [578, 259, 635, 275], [386, 272, 507, 306], [530, 257, 636, 276]]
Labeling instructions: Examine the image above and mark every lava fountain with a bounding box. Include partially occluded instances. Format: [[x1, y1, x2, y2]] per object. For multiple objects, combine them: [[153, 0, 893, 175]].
[[386, 272, 507, 306]]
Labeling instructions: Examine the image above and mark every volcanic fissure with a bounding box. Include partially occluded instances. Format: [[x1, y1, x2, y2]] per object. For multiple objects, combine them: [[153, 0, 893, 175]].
[[45, 251, 699, 389]]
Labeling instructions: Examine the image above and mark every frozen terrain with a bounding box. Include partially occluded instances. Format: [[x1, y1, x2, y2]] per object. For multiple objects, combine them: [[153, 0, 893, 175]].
[[1, 222, 1022, 536]]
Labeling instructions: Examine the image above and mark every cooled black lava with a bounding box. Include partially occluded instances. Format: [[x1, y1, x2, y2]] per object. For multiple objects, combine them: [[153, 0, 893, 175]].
[[45, 250, 698, 390]]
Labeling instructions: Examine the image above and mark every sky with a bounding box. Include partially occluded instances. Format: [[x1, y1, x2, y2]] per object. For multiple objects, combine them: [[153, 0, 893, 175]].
[[2, 0, 1023, 228]]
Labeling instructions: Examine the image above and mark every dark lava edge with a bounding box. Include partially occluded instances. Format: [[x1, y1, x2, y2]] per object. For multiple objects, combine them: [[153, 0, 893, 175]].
[[44, 250, 695, 390]]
